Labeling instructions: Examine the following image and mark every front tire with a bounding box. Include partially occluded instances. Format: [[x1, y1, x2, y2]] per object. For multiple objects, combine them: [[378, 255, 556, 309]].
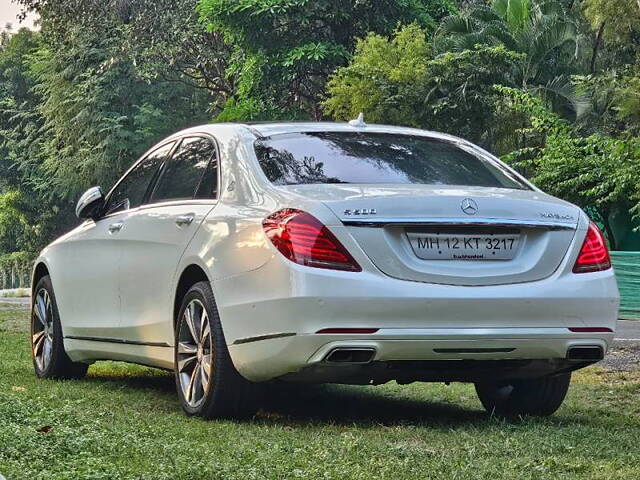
[[31, 275, 89, 380], [174, 281, 258, 419], [475, 373, 571, 417]]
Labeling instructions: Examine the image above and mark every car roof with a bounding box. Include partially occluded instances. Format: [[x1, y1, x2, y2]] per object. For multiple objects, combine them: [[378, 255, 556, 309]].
[[244, 122, 466, 143], [164, 121, 465, 144]]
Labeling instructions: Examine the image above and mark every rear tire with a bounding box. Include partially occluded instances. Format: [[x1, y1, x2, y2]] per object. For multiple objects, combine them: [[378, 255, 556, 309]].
[[174, 281, 259, 419], [31, 275, 89, 380], [475, 373, 571, 417]]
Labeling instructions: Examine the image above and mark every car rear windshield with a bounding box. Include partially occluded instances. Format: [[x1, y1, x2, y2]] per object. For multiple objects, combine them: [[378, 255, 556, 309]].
[[254, 132, 528, 190]]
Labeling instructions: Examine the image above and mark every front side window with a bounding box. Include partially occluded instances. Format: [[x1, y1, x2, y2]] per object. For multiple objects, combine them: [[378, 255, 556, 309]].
[[150, 137, 217, 203], [104, 142, 175, 216], [254, 132, 527, 190]]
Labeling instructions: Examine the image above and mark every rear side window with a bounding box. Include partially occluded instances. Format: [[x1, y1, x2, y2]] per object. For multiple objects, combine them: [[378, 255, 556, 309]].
[[254, 132, 527, 190], [151, 136, 217, 202], [105, 142, 175, 215]]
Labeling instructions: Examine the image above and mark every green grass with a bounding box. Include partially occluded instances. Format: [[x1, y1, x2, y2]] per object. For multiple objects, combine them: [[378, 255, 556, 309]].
[[1, 309, 639, 480]]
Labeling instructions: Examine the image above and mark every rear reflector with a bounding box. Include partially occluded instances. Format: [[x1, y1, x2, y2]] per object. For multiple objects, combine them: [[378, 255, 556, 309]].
[[568, 327, 613, 333], [263, 209, 361, 272], [572, 222, 611, 273], [316, 328, 379, 334]]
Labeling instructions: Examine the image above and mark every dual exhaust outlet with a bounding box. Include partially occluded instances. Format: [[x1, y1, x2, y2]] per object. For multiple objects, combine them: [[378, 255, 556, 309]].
[[323, 346, 604, 364]]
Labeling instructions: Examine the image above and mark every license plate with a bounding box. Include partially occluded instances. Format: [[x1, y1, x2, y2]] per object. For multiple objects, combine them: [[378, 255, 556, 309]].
[[407, 231, 520, 260]]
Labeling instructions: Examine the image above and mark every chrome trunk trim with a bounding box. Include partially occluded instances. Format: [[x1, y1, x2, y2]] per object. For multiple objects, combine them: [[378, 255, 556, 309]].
[[341, 217, 577, 230]]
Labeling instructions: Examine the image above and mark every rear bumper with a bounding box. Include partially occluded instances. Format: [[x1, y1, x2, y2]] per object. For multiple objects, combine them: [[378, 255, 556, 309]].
[[215, 255, 619, 382], [228, 329, 612, 382]]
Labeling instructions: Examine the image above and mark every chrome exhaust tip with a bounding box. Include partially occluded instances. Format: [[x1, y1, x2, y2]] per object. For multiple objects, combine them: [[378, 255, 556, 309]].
[[324, 348, 376, 364], [567, 346, 604, 361]]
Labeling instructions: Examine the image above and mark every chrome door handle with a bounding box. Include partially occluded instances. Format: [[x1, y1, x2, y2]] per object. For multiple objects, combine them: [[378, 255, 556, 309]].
[[175, 214, 195, 227], [108, 222, 124, 234]]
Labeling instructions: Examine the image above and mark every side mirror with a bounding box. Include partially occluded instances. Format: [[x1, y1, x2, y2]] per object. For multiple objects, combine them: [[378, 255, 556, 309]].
[[76, 186, 105, 220]]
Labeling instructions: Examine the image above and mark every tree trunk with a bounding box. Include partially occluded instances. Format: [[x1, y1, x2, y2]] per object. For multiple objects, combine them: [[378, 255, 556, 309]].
[[590, 21, 606, 74], [602, 217, 617, 251]]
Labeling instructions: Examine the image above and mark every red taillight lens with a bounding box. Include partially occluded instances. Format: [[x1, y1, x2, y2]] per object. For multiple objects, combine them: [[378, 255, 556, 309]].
[[572, 222, 611, 273], [263, 209, 361, 272]]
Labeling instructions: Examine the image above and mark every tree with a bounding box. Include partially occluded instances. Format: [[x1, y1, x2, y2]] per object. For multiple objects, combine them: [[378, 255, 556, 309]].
[[323, 25, 431, 126], [0, 3, 217, 254], [583, 0, 640, 44], [324, 25, 524, 148], [499, 86, 640, 249], [435, 0, 583, 115], [0, 28, 43, 190], [0, 191, 30, 254], [0, 28, 83, 254], [582, 0, 640, 73], [4, 2, 214, 204], [572, 68, 640, 137], [17, 0, 232, 108], [197, 0, 456, 120], [614, 69, 640, 131]]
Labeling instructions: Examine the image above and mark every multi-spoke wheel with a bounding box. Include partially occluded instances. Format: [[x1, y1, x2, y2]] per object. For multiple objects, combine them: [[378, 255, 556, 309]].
[[177, 299, 213, 409], [32, 288, 54, 372], [31, 275, 88, 379], [174, 281, 259, 418]]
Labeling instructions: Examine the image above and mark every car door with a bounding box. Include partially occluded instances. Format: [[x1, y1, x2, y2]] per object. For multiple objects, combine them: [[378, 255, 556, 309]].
[[116, 135, 219, 346], [57, 141, 174, 339]]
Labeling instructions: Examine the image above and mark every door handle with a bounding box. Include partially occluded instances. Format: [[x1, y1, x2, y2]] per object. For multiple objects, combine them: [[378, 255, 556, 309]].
[[108, 222, 124, 234], [175, 214, 195, 227]]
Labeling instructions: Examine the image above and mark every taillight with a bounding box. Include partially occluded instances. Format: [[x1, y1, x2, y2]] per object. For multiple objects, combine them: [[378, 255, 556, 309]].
[[572, 222, 611, 273], [263, 209, 361, 272]]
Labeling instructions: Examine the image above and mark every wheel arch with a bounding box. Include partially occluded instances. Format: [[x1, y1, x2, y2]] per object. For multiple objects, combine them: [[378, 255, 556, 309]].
[[32, 261, 50, 292], [173, 264, 211, 326]]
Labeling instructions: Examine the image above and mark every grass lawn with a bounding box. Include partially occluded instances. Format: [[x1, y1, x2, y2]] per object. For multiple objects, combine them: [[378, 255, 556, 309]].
[[1, 305, 639, 479]]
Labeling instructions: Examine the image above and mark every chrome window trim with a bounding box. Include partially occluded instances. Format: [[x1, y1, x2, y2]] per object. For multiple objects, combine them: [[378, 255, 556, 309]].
[[96, 199, 217, 222], [148, 133, 221, 204], [341, 217, 577, 230], [100, 132, 221, 220], [102, 139, 179, 215], [138, 199, 217, 211]]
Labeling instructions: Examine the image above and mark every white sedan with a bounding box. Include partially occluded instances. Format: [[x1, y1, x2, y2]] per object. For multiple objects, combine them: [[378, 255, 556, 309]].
[[30, 120, 619, 418]]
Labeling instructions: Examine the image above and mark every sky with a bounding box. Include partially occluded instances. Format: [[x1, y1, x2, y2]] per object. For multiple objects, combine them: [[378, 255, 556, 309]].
[[0, 0, 38, 31]]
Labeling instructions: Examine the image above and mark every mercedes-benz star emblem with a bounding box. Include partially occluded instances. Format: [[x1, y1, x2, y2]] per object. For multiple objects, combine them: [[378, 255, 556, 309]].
[[461, 198, 478, 215]]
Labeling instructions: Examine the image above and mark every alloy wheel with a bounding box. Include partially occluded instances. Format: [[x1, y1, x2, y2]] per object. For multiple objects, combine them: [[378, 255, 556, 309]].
[[177, 299, 213, 408], [32, 288, 54, 372]]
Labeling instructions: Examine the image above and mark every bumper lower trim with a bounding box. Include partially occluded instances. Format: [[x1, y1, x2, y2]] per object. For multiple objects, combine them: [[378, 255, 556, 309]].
[[232, 332, 296, 345]]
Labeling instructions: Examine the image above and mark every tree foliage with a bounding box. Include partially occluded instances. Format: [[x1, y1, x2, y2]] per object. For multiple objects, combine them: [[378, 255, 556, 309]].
[[1, 0, 640, 258], [435, 0, 584, 115], [197, 0, 456, 120], [325, 25, 524, 147], [583, 0, 640, 44], [499, 87, 640, 248]]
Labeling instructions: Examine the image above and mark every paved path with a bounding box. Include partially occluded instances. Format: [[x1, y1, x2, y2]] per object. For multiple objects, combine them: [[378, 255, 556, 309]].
[[616, 319, 640, 341], [0, 296, 30, 305]]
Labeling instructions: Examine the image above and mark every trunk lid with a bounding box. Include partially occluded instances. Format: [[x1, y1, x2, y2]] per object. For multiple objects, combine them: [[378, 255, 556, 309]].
[[281, 184, 579, 286]]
